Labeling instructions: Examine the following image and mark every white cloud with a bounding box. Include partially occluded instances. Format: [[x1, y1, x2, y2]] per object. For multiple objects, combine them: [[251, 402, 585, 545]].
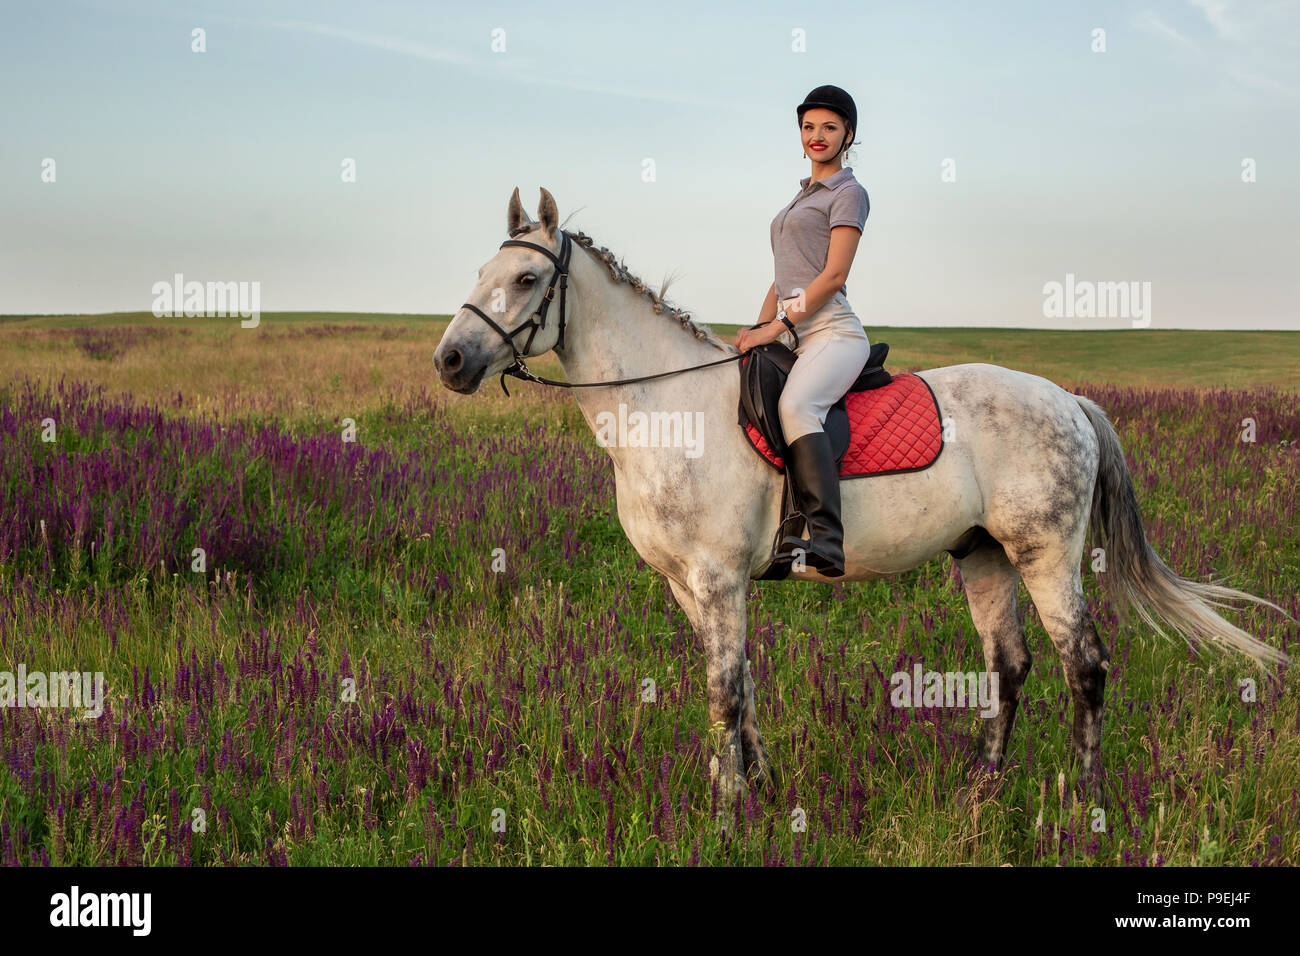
[[1135, 10, 1203, 51], [233, 16, 724, 109], [1187, 0, 1241, 39], [1137, 2, 1300, 98], [246, 19, 472, 64], [1226, 67, 1300, 96]]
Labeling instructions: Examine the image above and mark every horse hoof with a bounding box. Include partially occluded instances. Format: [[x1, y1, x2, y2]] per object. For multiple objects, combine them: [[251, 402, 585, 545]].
[[709, 754, 748, 799]]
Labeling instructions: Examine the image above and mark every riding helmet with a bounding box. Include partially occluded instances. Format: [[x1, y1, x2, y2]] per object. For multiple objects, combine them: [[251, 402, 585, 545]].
[[796, 85, 857, 157]]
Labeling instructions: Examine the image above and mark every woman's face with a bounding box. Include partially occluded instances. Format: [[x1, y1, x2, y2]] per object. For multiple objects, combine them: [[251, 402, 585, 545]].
[[801, 108, 849, 163]]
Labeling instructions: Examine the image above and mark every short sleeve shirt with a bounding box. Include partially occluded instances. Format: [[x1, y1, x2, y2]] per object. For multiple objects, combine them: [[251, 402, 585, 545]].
[[770, 166, 869, 301]]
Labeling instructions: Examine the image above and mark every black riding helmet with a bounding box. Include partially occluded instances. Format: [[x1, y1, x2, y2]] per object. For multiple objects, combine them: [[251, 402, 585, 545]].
[[796, 85, 857, 161]]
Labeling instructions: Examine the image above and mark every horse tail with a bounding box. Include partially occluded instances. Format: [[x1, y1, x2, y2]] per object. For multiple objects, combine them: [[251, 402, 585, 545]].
[[1074, 394, 1291, 667]]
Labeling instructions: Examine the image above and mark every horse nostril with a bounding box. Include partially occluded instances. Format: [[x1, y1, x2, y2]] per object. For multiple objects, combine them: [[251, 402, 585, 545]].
[[444, 349, 462, 372]]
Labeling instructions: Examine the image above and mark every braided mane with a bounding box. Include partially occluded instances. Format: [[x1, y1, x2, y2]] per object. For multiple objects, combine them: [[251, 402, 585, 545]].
[[508, 223, 734, 353]]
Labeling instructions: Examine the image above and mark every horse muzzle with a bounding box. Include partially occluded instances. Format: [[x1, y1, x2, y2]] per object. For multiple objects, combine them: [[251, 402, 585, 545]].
[[433, 342, 490, 394]]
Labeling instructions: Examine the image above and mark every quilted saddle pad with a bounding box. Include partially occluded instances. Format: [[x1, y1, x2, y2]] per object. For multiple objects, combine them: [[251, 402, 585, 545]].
[[743, 372, 944, 478]]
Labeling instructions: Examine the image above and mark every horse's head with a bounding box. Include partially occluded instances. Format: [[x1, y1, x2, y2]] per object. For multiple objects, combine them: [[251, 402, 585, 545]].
[[434, 187, 571, 394]]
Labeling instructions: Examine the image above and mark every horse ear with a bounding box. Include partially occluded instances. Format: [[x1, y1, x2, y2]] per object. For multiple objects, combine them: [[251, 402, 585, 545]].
[[537, 187, 559, 236], [508, 187, 534, 235]]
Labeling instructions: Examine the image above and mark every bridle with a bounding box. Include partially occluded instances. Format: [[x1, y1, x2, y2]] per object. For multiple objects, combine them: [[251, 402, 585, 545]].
[[457, 228, 574, 395], [457, 228, 746, 396]]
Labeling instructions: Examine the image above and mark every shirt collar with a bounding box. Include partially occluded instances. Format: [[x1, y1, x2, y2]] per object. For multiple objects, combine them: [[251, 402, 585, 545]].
[[799, 166, 853, 191]]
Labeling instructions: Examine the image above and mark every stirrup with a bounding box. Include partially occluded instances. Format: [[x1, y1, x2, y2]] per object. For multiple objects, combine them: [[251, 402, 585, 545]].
[[784, 540, 845, 576], [774, 529, 844, 576]]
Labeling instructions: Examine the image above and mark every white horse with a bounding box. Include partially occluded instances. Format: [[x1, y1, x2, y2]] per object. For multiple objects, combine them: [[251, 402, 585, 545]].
[[434, 187, 1289, 802]]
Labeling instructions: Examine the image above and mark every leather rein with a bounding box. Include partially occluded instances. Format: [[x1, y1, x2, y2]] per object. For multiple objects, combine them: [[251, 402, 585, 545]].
[[458, 229, 759, 396]]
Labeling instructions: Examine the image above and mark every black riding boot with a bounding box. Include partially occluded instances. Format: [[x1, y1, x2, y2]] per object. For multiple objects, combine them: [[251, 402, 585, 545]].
[[774, 430, 845, 577]]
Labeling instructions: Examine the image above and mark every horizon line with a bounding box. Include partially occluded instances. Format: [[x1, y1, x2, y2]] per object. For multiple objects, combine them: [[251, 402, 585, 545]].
[[2, 311, 1297, 334]]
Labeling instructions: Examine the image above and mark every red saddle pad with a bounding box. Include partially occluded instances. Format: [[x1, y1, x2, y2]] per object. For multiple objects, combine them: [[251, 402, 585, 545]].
[[743, 372, 943, 478]]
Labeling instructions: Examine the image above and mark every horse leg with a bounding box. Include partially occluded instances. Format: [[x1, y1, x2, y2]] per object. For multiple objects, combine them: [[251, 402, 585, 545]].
[[739, 656, 773, 789], [667, 575, 699, 629], [956, 540, 1031, 766], [670, 569, 759, 796], [1016, 562, 1111, 804]]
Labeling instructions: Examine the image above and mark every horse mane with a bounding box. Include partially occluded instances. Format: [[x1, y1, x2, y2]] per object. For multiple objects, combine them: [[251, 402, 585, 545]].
[[508, 222, 734, 353]]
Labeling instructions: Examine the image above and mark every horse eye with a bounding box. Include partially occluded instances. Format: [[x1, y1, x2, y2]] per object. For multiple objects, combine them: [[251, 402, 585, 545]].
[[518, 274, 536, 286]]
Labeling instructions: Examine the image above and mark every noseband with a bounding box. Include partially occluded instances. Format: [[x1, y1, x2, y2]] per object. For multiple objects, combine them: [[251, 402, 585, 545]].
[[458, 229, 573, 395]]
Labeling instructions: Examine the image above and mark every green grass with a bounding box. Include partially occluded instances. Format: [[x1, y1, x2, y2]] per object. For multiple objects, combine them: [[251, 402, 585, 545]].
[[4, 313, 1298, 391], [1, 317, 1297, 866]]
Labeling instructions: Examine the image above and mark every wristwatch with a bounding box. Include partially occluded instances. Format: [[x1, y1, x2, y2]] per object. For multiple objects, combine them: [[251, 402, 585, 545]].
[[775, 309, 797, 335]]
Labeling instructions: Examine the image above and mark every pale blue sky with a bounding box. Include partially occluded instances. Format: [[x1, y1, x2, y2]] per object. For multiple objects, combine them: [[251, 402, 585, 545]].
[[2, 0, 1297, 328]]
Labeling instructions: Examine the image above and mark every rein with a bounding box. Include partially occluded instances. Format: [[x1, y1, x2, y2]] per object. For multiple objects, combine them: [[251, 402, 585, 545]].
[[458, 229, 761, 396]]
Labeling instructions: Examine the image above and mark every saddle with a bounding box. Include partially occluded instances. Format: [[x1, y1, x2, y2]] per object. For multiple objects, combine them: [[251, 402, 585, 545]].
[[737, 340, 944, 580], [738, 340, 893, 469]]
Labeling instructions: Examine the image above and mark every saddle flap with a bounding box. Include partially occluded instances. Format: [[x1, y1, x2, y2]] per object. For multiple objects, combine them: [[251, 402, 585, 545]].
[[738, 341, 851, 464], [738, 343, 794, 456]]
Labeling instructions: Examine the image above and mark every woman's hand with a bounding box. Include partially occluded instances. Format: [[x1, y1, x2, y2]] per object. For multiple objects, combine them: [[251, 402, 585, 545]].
[[737, 320, 785, 354]]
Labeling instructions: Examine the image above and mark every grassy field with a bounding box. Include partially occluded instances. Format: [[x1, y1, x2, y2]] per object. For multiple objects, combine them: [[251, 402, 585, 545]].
[[1, 314, 1295, 423], [0, 315, 1297, 865]]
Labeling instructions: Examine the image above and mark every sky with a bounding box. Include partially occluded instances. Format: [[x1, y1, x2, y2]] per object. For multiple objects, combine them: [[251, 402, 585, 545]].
[[1, 0, 1298, 329]]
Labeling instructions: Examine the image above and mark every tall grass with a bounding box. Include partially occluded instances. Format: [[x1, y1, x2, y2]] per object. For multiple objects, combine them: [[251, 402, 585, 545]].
[[0, 372, 1296, 865]]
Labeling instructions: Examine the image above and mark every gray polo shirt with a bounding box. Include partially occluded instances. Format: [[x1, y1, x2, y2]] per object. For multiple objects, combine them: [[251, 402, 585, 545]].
[[770, 165, 869, 302]]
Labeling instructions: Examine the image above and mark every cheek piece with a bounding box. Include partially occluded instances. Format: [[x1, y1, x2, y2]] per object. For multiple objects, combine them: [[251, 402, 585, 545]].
[[459, 230, 573, 395]]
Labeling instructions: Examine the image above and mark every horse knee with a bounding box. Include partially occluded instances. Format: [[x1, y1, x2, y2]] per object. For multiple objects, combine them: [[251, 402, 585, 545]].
[[1003, 645, 1032, 685], [707, 674, 744, 728]]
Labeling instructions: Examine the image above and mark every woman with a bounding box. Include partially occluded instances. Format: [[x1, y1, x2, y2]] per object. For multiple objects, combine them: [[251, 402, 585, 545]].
[[737, 84, 871, 578]]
